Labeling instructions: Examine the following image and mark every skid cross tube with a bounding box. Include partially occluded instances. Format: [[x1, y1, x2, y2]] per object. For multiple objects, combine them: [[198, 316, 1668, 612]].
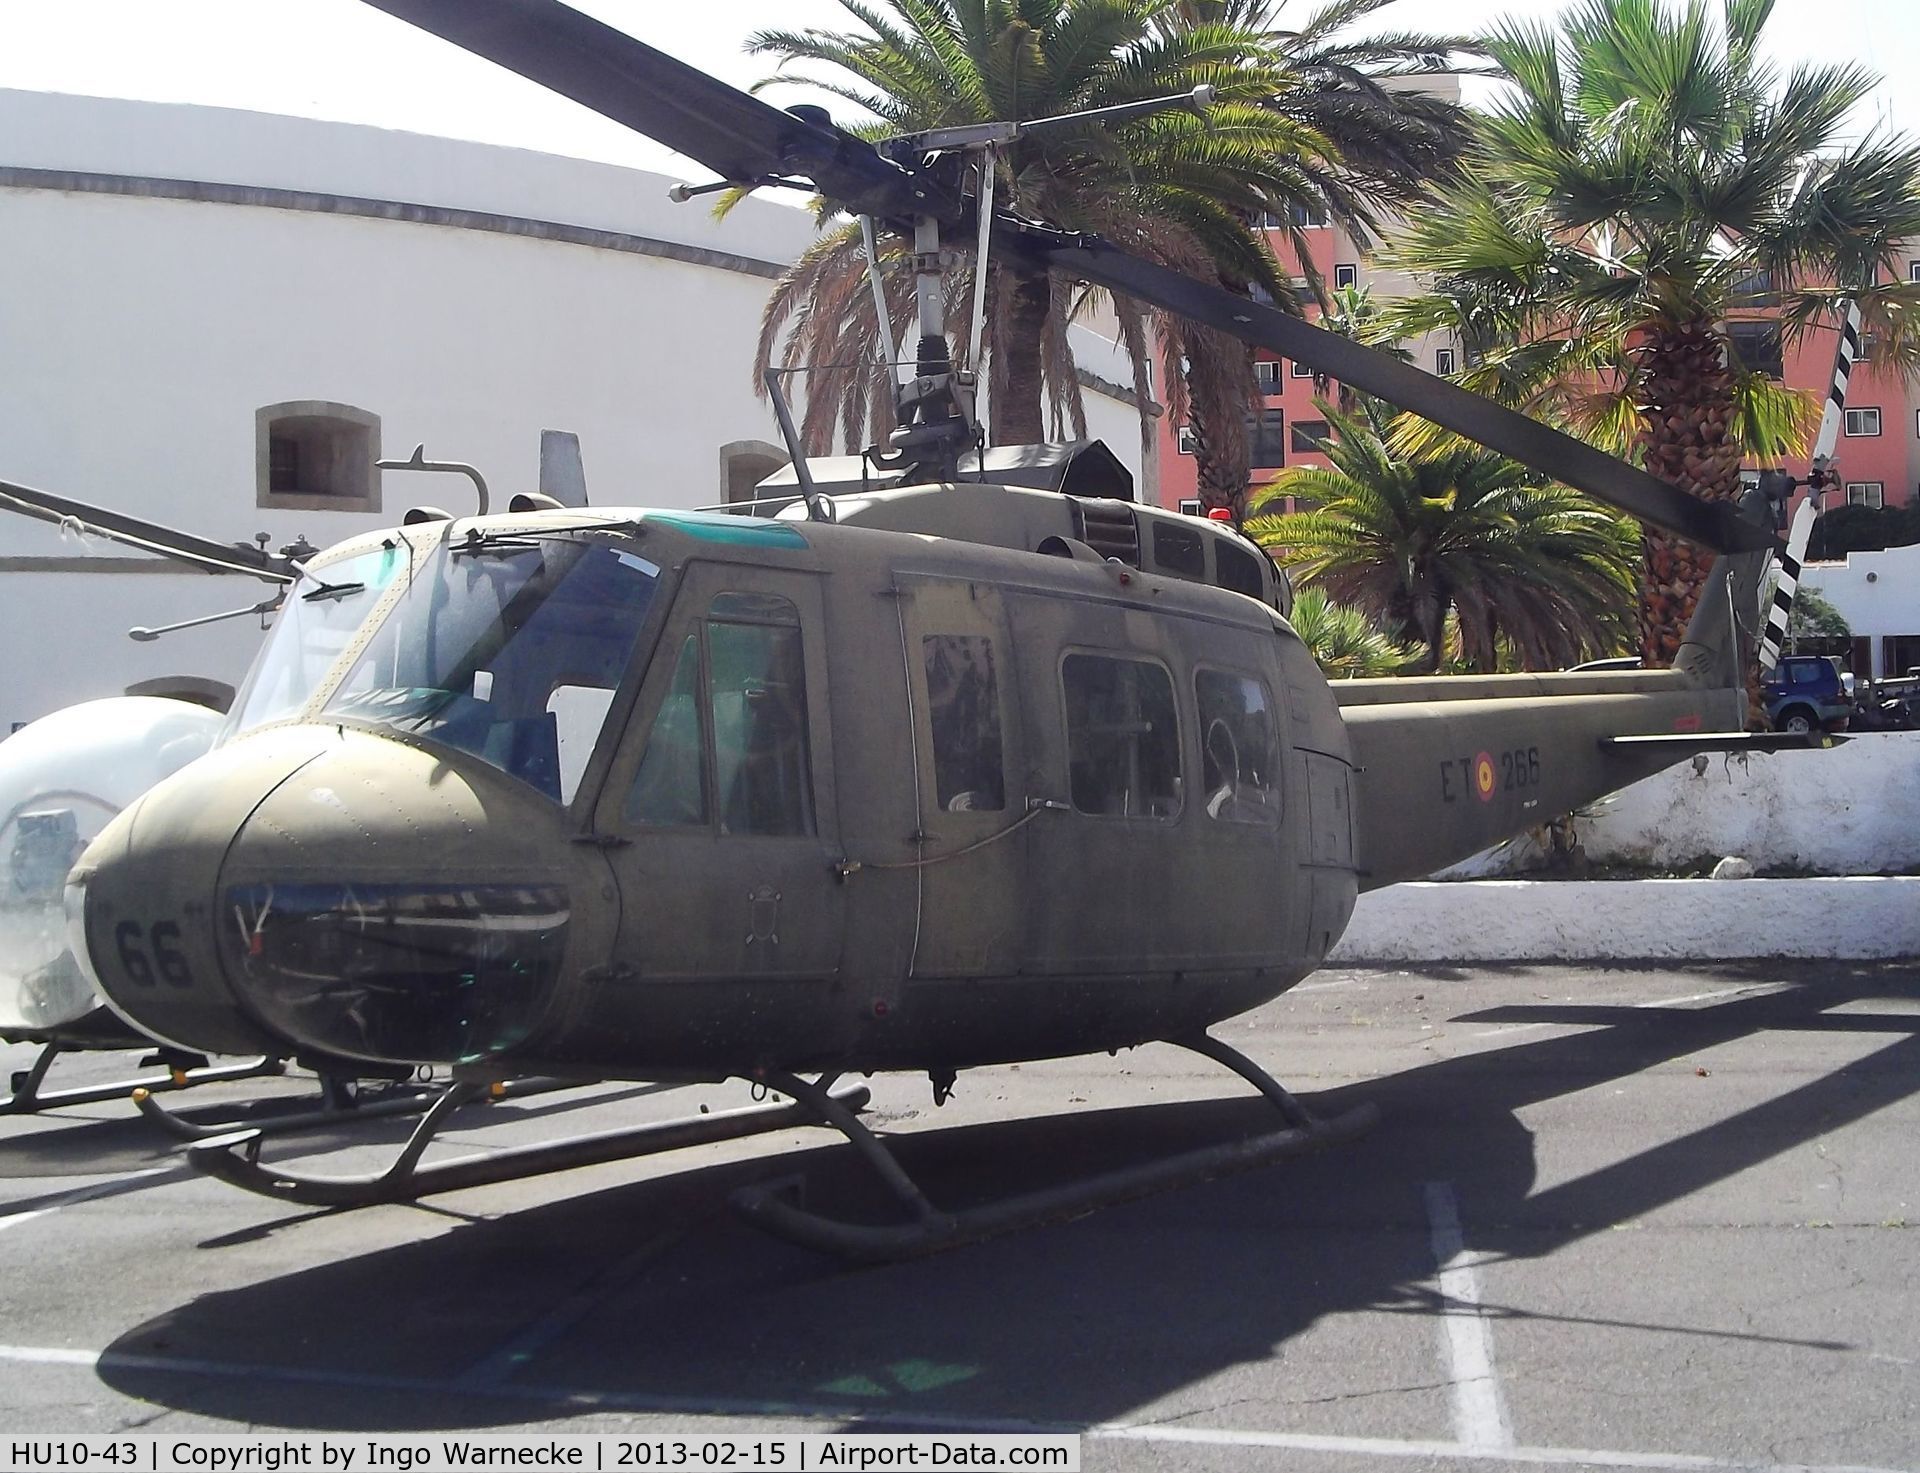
[[730, 1035, 1380, 1262], [186, 1079, 873, 1209], [0, 1042, 283, 1117]]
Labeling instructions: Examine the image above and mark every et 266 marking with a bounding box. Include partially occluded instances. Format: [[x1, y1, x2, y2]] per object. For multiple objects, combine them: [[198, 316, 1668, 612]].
[[1438, 746, 1541, 804]]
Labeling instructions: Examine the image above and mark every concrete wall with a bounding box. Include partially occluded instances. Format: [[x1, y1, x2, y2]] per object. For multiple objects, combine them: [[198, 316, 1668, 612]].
[[1442, 731, 1920, 878], [1330, 877, 1920, 962]]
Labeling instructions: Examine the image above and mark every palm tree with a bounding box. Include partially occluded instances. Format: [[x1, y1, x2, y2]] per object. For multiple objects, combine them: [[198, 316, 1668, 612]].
[[1246, 405, 1639, 672], [1154, 1, 1478, 512], [747, 0, 1473, 505], [1284, 586, 1417, 676], [749, 0, 1311, 454], [1370, 0, 1920, 662]]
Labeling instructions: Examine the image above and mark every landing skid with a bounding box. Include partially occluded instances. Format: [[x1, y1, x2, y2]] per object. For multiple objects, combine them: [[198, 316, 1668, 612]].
[[134, 1072, 576, 1143], [0, 1039, 283, 1117], [185, 1078, 873, 1208], [731, 1034, 1379, 1262]]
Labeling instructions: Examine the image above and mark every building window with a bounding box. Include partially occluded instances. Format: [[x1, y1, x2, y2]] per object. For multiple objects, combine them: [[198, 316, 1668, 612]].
[[1176, 425, 1197, 455], [1846, 482, 1885, 508], [718, 439, 790, 513], [1910, 260, 1920, 283], [1434, 347, 1457, 376], [1729, 269, 1777, 308], [1725, 321, 1783, 380], [255, 402, 380, 512], [1291, 200, 1328, 228], [1290, 419, 1330, 454], [1333, 264, 1358, 291], [1845, 407, 1882, 437], [1248, 409, 1287, 469], [1254, 359, 1282, 393], [1177, 497, 1204, 517], [1291, 358, 1314, 378], [1062, 654, 1181, 819]]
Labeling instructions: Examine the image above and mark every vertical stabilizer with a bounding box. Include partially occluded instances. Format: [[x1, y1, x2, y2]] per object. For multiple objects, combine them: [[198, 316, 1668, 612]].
[[539, 430, 589, 506], [1673, 487, 1774, 704]]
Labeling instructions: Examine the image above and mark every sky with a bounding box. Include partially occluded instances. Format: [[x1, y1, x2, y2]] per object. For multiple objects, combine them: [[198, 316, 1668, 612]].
[[0, 0, 1909, 183]]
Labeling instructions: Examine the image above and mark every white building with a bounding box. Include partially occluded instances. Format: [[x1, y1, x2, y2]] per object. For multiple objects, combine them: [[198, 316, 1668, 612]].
[[0, 90, 1148, 732], [1804, 544, 1920, 678]]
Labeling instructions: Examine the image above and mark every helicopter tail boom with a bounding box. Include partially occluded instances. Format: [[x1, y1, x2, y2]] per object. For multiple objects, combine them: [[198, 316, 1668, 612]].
[[1337, 515, 1779, 889]]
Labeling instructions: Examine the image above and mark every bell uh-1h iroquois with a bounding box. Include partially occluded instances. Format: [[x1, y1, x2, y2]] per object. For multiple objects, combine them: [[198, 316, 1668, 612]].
[[18, 0, 1823, 1258]]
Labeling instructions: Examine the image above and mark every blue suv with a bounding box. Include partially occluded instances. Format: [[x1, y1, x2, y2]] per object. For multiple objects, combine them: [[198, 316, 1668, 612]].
[[1763, 655, 1853, 734]]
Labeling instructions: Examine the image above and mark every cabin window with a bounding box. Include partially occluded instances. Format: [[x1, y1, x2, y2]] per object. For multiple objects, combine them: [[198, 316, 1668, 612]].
[[1214, 540, 1267, 598], [1196, 670, 1279, 824], [708, 594, 813, 836], [1062, 654, 1182, 820], [626, 635, 710, 827], [1152, 522, 1207, 578], [623, 592, 814, 835], [923, 635, 1006, 812]]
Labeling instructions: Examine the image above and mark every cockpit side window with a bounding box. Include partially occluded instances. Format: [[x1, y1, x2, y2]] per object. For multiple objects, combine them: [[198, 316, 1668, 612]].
[[623, 592, 815, 837], [625, 635, 709, 827]]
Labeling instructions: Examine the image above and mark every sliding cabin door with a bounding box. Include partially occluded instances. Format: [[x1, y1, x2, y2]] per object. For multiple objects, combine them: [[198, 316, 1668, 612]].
[[894, 573, 1024, 980]]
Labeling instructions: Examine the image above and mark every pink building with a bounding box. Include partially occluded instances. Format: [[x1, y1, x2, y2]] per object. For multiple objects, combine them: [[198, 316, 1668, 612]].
[[1152, 230, 1920, 520]]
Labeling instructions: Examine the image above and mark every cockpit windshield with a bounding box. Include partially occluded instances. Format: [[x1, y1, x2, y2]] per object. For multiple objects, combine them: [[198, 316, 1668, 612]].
[[322, 534, 660, 803], [229, 545, 406, 735]]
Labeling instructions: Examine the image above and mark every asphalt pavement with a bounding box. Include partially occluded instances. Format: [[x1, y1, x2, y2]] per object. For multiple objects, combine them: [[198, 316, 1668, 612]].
[[1, 960, 1916, 1473]]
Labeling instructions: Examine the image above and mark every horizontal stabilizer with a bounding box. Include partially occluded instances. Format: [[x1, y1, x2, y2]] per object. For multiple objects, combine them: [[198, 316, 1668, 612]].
[[1600, 732, 1846, 754]]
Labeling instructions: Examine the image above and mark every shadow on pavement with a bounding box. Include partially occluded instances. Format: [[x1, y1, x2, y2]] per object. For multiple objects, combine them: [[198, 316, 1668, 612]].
[[86, 960, 1920, 1433]]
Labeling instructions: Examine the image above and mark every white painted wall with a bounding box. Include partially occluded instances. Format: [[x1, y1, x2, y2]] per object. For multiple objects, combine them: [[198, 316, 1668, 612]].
[[1443, 731, 1920, 877], [1330, 877, 1920, 962], [0, 91, 1146, 731], [1801, 543, 1920, 678]]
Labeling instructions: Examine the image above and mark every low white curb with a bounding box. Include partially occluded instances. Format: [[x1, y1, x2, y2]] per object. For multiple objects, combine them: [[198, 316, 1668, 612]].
[[1328, 877, 1920, 963]]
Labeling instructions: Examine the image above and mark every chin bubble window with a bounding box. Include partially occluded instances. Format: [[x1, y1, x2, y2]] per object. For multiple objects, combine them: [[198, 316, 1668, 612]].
[[223, 881, 569, 1065]]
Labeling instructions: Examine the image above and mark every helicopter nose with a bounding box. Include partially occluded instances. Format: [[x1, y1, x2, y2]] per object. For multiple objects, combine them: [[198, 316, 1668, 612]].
[[68, 726, 338, 1058], [209, 730, 579, 1068], [72, 727, 585, 1070]]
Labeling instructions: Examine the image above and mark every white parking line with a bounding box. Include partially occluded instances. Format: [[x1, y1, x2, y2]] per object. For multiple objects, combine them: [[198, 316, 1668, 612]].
[[1425, 1180, 1515, 1452], [0, 1168, 175, 1236], [0, 1343, 1904, 1473], [1635, 984, 1792, 1010]]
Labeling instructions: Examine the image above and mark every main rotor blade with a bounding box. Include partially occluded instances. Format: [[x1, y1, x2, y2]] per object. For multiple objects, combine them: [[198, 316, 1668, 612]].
[[0, 477, 296, 583], [357, 0, 953, 220], [1005, 226, 1775, 554]]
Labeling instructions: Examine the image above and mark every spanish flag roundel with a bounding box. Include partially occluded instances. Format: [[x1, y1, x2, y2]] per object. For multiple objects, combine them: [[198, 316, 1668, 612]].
[[1473, 751, 1497, 802]]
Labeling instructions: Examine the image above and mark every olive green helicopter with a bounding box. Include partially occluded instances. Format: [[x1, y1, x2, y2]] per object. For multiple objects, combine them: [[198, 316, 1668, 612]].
[[15, 0, 1822, 1259]]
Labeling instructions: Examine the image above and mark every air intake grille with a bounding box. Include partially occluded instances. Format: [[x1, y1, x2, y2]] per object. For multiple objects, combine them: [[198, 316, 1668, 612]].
[[1070, 498, 1140, 566]]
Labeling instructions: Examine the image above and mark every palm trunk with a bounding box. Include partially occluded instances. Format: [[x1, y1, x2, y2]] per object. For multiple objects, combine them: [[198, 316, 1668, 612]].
[[1634, 319, 1744, 668], [1188, 397, 1252, 516], [993, 275, 1051, 446]]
